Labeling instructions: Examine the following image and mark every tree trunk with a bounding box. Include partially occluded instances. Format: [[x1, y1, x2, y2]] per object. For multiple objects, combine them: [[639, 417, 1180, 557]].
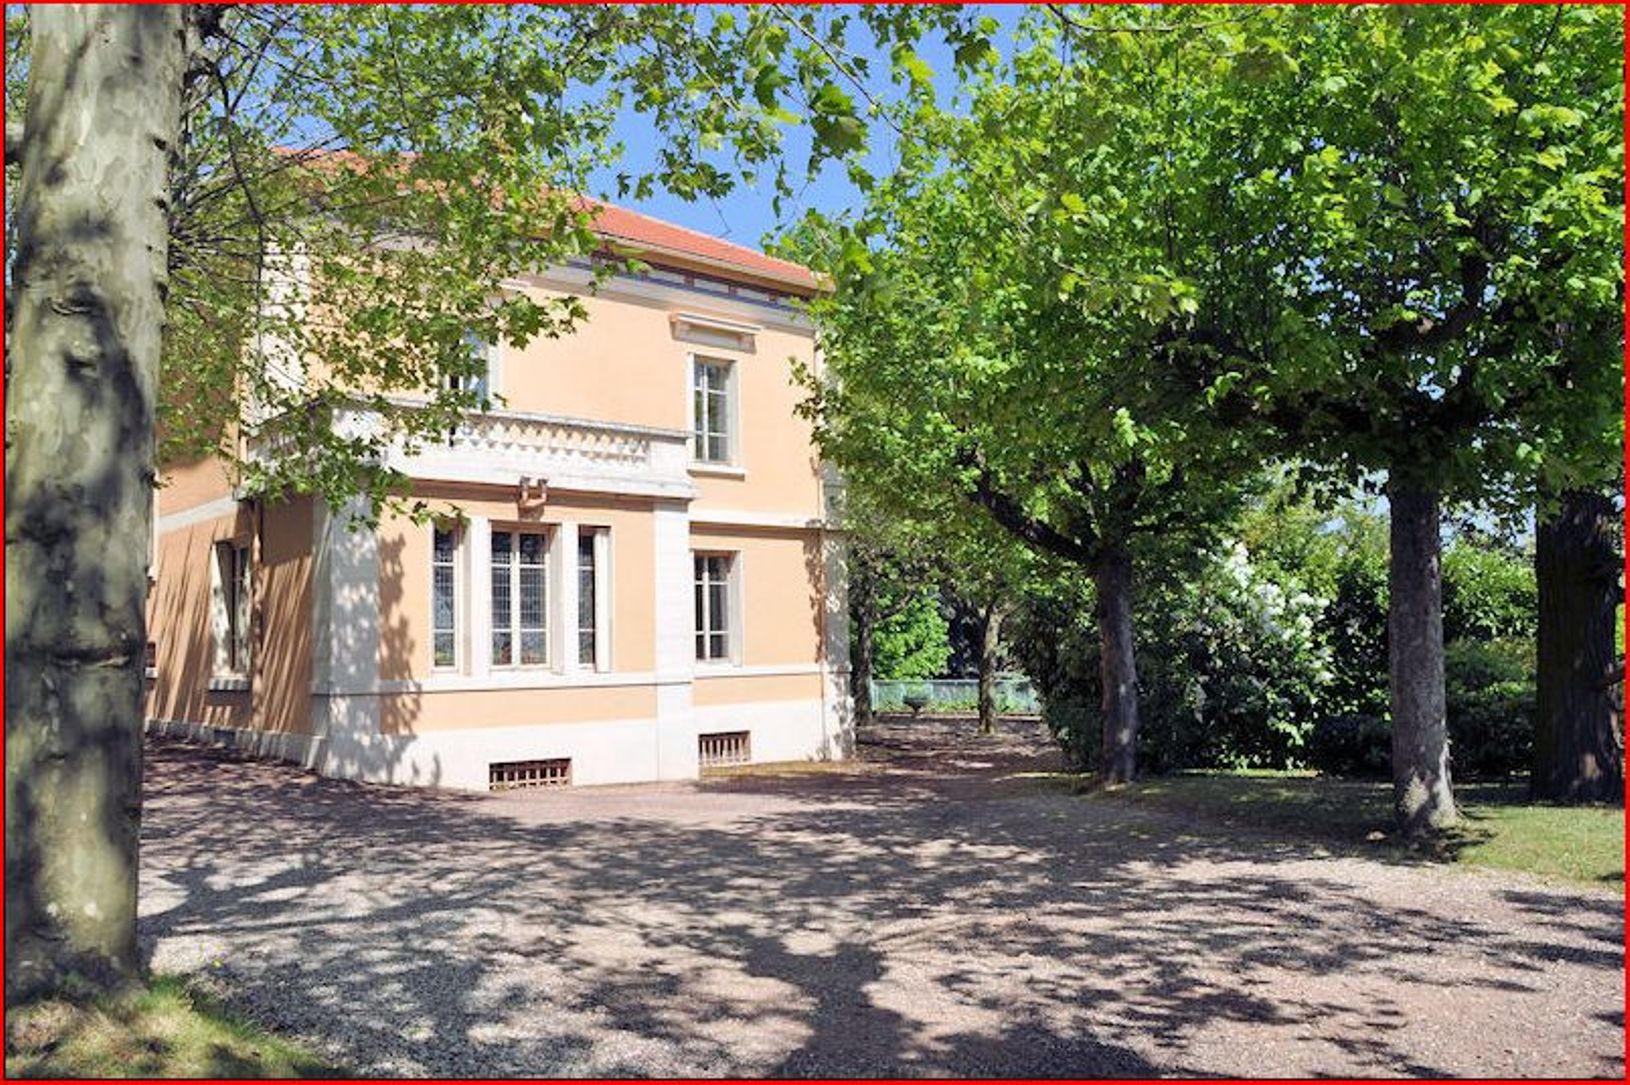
[[1387, 477, 1458, 835], [1095, 546, 1139, 783], [976, 599, 1005, 735], [1532, 488, 1624, 804], [5, 6, 187, 1001], [850, 609, 875, 724]]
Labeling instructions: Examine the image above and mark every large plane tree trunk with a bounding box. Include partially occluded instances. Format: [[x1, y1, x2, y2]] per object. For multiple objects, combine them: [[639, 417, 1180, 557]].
[[5, 6, 188, 1001], [1532, 488, 1624, 804], [1095, 545, 1139, 783], [1387, 476, 1458, 835]]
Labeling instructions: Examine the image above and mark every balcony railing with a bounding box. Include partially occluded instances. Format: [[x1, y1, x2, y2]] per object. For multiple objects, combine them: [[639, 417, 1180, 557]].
[[247, 398, 695, 500]]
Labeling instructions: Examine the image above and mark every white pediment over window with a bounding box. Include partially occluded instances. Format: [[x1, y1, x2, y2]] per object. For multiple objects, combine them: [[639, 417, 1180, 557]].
[[670, 312, 759, 354]]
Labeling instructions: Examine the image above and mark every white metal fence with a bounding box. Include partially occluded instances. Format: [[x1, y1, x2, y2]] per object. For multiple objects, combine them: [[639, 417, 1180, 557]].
[[869, 676, 1040, 716]]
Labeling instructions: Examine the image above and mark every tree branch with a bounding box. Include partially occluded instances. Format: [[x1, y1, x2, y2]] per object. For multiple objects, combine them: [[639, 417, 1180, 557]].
[[6, 120, 23, 167], [960, 449, 1102, 567]]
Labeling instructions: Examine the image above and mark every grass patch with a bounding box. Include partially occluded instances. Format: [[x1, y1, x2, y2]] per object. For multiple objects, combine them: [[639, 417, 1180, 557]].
[[6, 975, 340, 1079], [1088, 772, 1624, 887]]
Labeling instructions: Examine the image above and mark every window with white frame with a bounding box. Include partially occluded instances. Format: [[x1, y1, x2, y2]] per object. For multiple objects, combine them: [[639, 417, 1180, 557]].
[[447, 330, 494, 402], [691, 356, 734, 463], [431, 524, 460, 669], [577, 529, 604, 667], [492, 528, 548, 667], [212, 540, 252, 677], [694, 552, 734, 662]]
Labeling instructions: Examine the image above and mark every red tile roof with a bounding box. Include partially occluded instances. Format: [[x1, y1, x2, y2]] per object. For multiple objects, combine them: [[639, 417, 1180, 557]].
[[272, 147, 821, 293], [582, 199, 821, 294]]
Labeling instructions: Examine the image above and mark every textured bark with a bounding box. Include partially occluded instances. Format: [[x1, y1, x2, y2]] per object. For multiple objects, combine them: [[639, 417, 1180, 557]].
[[850, 607, 875, 724], [5, 7, 188, 1000], [1387, 477, 1458, 835], [975, 600, 1004, 735], [1096, 546, 1139, 783], [1532, 489, 1624, 804]]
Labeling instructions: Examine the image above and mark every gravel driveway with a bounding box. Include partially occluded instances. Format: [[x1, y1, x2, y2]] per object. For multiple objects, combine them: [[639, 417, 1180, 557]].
[[139, 719, 1624, 1078]]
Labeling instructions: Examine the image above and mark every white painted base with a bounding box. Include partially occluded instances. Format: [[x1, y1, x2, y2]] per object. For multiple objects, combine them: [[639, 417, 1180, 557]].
[[148, 693, 844, 792]]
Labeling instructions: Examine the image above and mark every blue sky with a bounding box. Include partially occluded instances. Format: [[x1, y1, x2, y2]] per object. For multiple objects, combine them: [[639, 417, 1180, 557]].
[[582, 5, 1029, 253]]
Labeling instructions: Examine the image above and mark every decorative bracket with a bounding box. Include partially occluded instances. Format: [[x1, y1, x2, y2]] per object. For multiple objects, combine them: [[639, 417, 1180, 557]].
[[518, 475, 548, 516]]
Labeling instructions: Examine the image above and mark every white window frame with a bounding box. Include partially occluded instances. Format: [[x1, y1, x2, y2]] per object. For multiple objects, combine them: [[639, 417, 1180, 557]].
[[431, 522, 463, 672], [448, 331, 500, 403], [688, 353, 739, 466], [490, 525, 551, 669], [211, 539, 252, 679], [694, 551, 740, 665], [574, 526, 612, 671]]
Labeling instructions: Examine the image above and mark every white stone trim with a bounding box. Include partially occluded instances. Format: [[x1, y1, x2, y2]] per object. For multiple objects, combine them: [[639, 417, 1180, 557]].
[[468, 516, 493, 677], [690, 509, 828, 531], [151, 688, 842, 791], [653, 498, 697, 778], [553, 520, 578, 673], [310, 498, 382, 742], [525, 266, 815, 335], [692, 662, 822, 679], [157, 495, 241, 535], [688, 463, 748, 480]]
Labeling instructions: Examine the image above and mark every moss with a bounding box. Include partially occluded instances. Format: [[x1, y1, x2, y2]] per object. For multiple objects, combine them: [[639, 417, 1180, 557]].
[[5, 975, 341, 1079]]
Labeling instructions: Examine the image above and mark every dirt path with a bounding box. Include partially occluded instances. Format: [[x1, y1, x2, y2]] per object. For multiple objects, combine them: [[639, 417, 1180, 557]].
[[139, 719, 1624, 1077]]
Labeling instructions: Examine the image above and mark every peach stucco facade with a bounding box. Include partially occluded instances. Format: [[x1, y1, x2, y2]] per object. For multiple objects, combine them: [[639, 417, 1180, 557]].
[[145, 222, 852, 790]]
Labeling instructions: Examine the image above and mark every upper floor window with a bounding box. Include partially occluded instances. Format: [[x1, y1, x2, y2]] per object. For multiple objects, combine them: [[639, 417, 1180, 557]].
[[212, 540, 252, 677], [492, 528, 548, 667], [691, 356, 734, 464], [448, 331, 494, 403]]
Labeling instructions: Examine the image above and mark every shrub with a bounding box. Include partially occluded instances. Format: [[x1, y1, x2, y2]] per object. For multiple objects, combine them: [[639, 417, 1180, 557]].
[[1305, 713, 1392, 778], [1446, 638, 1535, 780]]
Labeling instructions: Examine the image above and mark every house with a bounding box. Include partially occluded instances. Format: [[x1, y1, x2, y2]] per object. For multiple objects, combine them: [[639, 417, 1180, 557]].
[[144, 202, 852, 791]]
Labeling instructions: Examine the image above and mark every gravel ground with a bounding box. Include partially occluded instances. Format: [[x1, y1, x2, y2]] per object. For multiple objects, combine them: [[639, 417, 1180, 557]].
[[139, 719, 1625, 1078]]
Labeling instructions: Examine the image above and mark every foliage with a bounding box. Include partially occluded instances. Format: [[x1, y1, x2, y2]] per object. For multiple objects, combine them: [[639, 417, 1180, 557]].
[[1090, 774, 1622, 886], [5, 976, 338, 1079], [871, 586, 951, 681], [1446, 639, 1537, 780], [1194, 5, 1624, 506], [1010, 532, 1332, 774], [7, 5, 1002, 518], [1014, 487, 1545, 778]]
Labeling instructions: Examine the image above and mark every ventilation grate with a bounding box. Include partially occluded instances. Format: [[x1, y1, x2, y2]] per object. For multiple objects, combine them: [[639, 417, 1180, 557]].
[[698, 731, 751, 768], [489, 758, 571, 791]]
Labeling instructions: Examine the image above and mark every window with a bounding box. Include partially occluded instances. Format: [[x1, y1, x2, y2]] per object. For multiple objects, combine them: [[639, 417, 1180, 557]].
[[691, 356, 733, 463], [492, 528, 548, 666], [699, 731, 751, 768], [432, 524, 459, 669], [694, 553, 733, 662], [489, 758, 571, 790], [577, 530, 600, 667], [213, 541, 251, 676], [447, 330, 493, 402]]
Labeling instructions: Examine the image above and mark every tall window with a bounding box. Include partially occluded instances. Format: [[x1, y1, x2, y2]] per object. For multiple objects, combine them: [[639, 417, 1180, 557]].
[[691, 357, 732, 463], [694, 553, 733, 662], [432, 525, 459, 669], [492, 529, 548, 666], [577, 530, 600, 666], [213, 541, 251, 676]]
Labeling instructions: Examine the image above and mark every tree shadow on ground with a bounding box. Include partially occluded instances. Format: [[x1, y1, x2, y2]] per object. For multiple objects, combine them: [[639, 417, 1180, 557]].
[[136, 720, 1625, 1078]]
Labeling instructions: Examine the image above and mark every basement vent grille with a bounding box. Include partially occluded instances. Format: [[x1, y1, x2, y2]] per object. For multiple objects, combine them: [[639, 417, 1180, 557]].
[[698, 731, 751, 768], [489, 758, 571, 791]]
